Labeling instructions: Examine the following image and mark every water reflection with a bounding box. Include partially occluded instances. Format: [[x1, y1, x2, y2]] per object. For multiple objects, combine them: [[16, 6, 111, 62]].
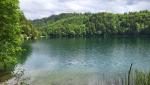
[[2, 37, 150, 85]]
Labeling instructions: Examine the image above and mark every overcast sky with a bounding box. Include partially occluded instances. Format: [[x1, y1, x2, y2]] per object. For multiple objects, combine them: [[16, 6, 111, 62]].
[[19, 0, 150, 20]]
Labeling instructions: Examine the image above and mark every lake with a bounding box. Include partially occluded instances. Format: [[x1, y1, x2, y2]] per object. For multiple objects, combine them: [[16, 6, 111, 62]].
[[2, 37, 150, 85]]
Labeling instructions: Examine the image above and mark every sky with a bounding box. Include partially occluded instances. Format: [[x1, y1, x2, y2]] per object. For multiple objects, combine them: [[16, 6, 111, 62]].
[[19, 0, 150, 20]]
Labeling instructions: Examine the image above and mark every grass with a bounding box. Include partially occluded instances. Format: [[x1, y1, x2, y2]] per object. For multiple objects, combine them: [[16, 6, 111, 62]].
[[134, 70, 150, 85]]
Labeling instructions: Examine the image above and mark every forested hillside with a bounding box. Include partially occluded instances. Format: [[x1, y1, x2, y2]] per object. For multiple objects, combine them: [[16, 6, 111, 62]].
[[32, 10, 150, 37], [20, 12, 41, 40]]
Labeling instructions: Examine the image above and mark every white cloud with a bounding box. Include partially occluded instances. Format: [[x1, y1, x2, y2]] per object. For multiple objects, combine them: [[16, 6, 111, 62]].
[[19, 0, 150, 20]]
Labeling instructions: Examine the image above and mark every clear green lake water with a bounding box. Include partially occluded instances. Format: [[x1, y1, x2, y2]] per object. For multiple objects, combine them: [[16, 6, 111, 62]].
[[2, 37, 150, 85]]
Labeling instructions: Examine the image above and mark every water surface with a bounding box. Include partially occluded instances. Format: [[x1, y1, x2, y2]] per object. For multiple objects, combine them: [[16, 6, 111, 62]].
[[6, 37, 150, 85]]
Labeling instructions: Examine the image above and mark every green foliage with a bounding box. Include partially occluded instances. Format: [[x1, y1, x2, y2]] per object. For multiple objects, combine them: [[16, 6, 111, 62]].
[[0, 0, 41, 73], [32, 13, 91, 37], [32, 10, 150, 37], [20, 12, 41, 40], [0, 0, 22, 71]]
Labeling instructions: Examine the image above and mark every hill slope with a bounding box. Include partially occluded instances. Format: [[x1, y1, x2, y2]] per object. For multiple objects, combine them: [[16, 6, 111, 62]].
[[32, 11, 150, 37]]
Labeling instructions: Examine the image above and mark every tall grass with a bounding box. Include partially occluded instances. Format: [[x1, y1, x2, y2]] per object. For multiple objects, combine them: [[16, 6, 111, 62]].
[[134, 70, 150, 85]]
